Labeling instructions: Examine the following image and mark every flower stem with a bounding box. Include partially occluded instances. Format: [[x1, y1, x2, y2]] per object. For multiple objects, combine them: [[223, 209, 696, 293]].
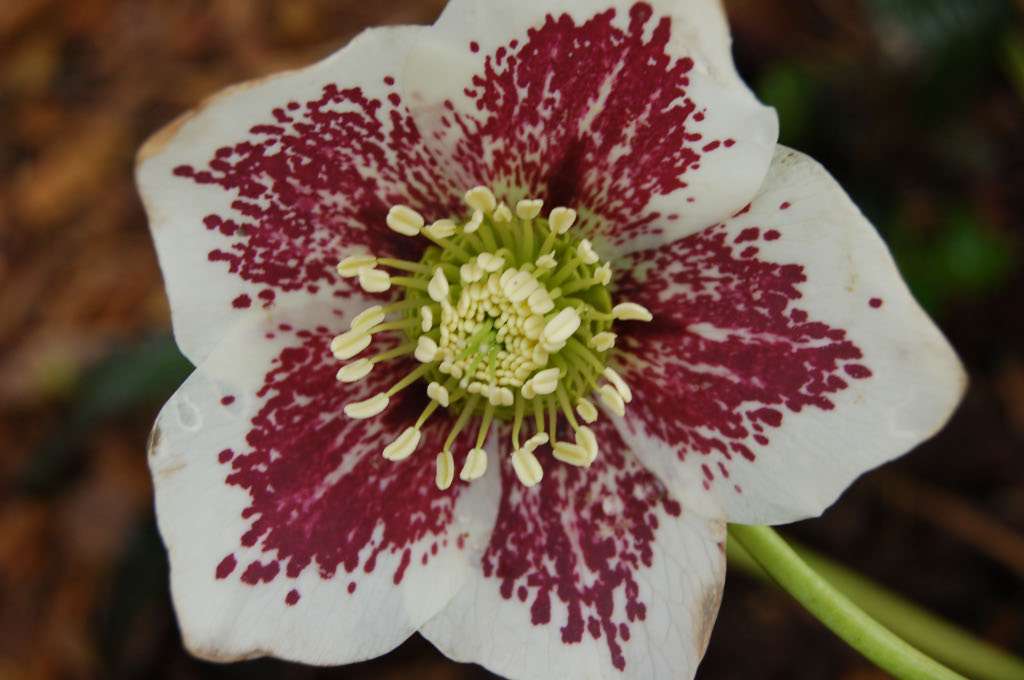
[[727, 527, 1024, 680], [728, 524, 968, 680]]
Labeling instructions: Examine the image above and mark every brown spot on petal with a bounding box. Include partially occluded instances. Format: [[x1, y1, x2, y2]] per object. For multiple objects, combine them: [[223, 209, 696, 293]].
[[695, 531, 727, 657], [157, 461, 185, 479], [146, 424, 162, 458], [183, 633, 270, 664]]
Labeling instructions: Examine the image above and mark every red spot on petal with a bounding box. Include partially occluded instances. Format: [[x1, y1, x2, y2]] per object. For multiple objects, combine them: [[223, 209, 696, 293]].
[[844, 364, 873, 379], [869, 297, 884, 308], [764, 229, 781, 241], [285, 589, 300, 605], [735, 227, 760, 243], [231, 294, 252, 309], [469, 41, 480, 53], [215, 554, 237, 579], [241, 560, 280, 585], [779, 201, 791, 210], [393, 548, 412, 585], [220, 395, 235, 406], [218, 448, 234, 464]]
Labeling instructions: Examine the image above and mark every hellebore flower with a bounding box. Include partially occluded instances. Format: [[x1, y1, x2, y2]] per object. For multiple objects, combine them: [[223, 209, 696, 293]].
[[137, 1, 964, 678]]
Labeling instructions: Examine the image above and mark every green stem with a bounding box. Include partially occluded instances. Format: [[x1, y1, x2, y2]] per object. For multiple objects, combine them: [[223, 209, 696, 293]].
[[728, 525, 966, 680], [726, 528, 1024, 680]]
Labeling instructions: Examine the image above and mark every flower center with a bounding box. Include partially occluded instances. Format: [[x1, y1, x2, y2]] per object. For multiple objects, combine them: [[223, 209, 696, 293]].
[[331, 186, 652, 490]]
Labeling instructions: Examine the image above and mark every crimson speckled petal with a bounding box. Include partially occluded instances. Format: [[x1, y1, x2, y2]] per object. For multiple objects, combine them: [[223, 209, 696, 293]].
[[402, 0, 777, 254], [137, 25, 456, 365], [137, 2, 966, 678], [149, 307, 498, 664], [611, 147, 966, 524], [421, 419, 725, 680]]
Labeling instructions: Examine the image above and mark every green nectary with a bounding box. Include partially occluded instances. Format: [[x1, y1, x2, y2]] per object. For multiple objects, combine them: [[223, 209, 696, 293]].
[[330, 186, 650, 490]]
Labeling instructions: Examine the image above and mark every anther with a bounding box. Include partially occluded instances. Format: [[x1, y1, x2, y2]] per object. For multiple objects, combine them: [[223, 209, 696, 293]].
[[464, 210, 483, 233], [493, 202, 512, 223], [613, 302, 653, 322], [331, 330, 371, 360], [358, 267, 391, 293], [424, 219, 457, 239], [383, 426, 421, 461], [344, 393, 389, 419], [536, 254, 557, 270], [435, 450, 455, 490], [575, 397, 598, 423], [603, 367, 633, 403], [420, 305, 434, 332], [598, 384, 626, 416], [511, 448, 543, 487], [336, 358, 374, 383], [552, 441, 590, 467], [505, 270, 539, 303], [386, 205, 424, 236], [541, 307, 581, 351], [465, 186, 497, 214], [415, 336, 439, 363], [427, 381, 450, 407], [351, 305, 386, 331], [575, 425, 598, 463], [576, 239, 599, 264], [528, 288, 554, 315], [515, 198, 543, 220], [528, 367, 561, 395], [337, 255, 378, 277], [428, 268, 450, 302], [460, 448, 488, 481], [477, 252, 504, 272], [589, 332, 616, 352], [460, 261, 484, 282], [549, 207, 577, 234], [523, 432, 549, 453]]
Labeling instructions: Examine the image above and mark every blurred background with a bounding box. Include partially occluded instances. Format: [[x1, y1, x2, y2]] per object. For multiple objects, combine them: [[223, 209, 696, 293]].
[[0, 0, 1022, 678]]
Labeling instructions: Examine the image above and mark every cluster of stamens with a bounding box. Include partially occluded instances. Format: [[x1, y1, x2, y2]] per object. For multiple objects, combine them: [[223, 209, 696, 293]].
[[330, 186, 652, 490]]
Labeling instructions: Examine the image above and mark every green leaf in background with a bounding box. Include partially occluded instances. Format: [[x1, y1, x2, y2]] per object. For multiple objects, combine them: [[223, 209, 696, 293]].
[[1003, 29, 1024, 101], [756, 62, 817, 146], [889, 205, 1016, 314], [18, 334, 193, 495], [865, 0, 1014, 123]]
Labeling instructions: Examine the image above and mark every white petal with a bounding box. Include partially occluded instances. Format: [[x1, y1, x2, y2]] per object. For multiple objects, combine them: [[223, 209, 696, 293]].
[[136, 24, 444, 366], [421, 422, 726, 680], [148, 309, 497, 665], [612, 146, 966, 524], [401, 0, 776, 255]]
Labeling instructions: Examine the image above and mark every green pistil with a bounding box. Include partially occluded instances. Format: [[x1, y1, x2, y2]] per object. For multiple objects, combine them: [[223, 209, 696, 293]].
[[520, 219, 534, 262], [512, 395, 527, 447], [459, 320, 495, 359], [555, 385, 579, 430], [371, 341, 416, 364], [382, 203, 616, 426], [443, 394, 480, 451], [475, 402, 496, 449], [387, 363, 432, 397]]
